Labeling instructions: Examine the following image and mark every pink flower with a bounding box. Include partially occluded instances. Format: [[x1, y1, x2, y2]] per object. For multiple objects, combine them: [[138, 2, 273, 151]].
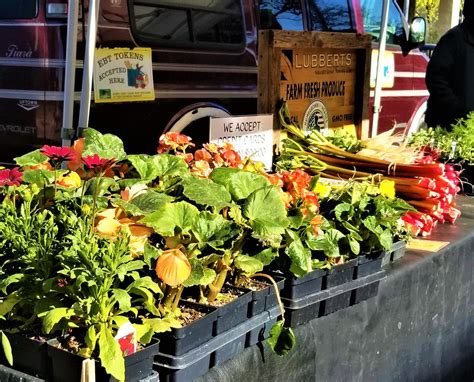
[[82, 154, 116, 174], [0, 167, 23, 186], [41, 145, 76, 163]]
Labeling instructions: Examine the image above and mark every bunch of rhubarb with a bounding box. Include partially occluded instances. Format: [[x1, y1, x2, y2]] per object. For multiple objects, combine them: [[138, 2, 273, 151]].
[[277, 102, 462, 236]]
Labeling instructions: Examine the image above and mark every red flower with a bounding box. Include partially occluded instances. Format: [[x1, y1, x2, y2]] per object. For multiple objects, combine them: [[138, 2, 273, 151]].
[[0, 167, 23, 186], [41, 145, 76, 163], [82, 154, 116, 174]]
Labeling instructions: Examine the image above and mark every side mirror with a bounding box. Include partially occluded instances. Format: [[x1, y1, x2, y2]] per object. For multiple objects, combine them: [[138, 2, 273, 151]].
[[410, 17, 426, 44]]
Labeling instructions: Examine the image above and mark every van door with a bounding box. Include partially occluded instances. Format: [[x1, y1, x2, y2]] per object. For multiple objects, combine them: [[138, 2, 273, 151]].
[[0, 0, 47, 163], [360, 0, 429, 134]]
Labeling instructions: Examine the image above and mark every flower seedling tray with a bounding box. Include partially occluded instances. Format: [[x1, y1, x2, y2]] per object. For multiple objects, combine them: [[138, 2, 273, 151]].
[[381, 240, 408, 267], [283, 270, 385, 327], [321, 259, 357, 316], [278, 269, 327, 300], [154, 306, 280, 382], [247, 275, 285, 317], [0, 332, 48, 379], [213, 287, 252, 335], [158, 301, 218, 356], [46, 338, 159, 382]]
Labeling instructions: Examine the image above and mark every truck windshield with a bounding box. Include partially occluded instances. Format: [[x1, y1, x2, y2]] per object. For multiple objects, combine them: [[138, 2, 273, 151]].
[[307, 0, 355, 32], [259, 0, 304, 30], [0, 0, 37, 19], [129, 0, 245, 51]]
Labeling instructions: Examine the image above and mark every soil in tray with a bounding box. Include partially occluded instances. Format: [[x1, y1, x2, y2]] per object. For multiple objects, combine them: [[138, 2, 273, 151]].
[[158, 300, 217, 356]]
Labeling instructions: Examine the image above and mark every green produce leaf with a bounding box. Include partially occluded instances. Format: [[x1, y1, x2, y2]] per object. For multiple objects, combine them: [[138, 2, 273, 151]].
[[234, 254, 263, 276], [98, 325, 125, 382], [183, 259, 204, 287], [133, 323, 155, 345], [192, 211, 239, 249], [82, 128, 127, 161], [286, 238, 312, 277], [14, 149, 48, 166], [254, 247, 278, 266], [182, 176, 231, 208], [210, 168, 270, 200], [267, 320, 295, 356], [42, 307, 75, 334], [142, 316, 181, 334], [85, 326, 97, 351], [243, 187, 289, 245], [111, 289, 131, 312], [152, 154, 189, 178], [1, 332, 13, 366], [140, 201, 199, 236], [127, 154, 159, 180], [22, 169, 55, 185], [334, 202, 351, 220], [130, 191, 173, 215]]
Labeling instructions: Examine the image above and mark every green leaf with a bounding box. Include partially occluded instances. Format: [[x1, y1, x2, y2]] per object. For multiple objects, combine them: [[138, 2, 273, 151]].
[[98, 324, 125, 382], [143, 243, 161, 269], [234, 255, 263, 276], [42, 307, 74, 334], [126, 277, 162, 295], [133, 323, 155, 345], [22, 169, 55, 185], [334, 202, 351, 221], [182, 176, 231, 208], [267, 320, 295, 356], [192, 211, 239, 249], [85, 326, 98, 351], [243, 187, 289, 245], [82, 128, 127, 161], [286, 239, 312, 277], [201, 268, 217, 286], [140, 201, 199, 236], [210, 168, 270, 200], [0, 274, 24, 294], [142, 317, 181, 333], [1, 332, 13, 366], [14, 149, 49, 166], [127, 155, 159, 180], [130, 191, 174, 215], [152, 154, 189, 178], [183, 259, 204, 287], [379, 230, 393, 251], [111, 289, 132, 312], [254, 247, 278, 267]]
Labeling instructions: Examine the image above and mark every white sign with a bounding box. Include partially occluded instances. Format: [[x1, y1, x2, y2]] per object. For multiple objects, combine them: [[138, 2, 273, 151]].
[[370, 50, 395, 88], [210, 114, 273, 170]]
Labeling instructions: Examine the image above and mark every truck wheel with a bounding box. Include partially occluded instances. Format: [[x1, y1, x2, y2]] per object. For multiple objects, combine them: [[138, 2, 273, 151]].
[[406, 101, 427, 137], [164, 103, 231, 148]]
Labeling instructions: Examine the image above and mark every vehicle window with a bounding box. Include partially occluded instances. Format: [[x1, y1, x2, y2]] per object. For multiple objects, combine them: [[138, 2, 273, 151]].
[[129, 0, 245, 51], [0, 0, 37, 19], [361, 0, 405, 44], [259, 0, 304, 30], [307, 0, 355, 32]]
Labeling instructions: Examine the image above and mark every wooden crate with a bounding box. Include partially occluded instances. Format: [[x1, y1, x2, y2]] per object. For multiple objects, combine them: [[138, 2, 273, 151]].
[[257, 30, 372, 143]]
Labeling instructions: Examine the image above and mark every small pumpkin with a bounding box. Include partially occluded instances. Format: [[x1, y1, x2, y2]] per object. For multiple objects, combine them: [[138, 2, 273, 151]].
[[155, 248, 191, 287]]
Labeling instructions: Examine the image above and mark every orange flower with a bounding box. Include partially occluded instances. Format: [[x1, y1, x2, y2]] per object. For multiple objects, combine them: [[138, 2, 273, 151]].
[[155, 248, 192, 286], [191, 160, 212, 178], [56, 171, 81, 188], [24, 161, 53, 171], [67, 138, 84, 171], [194, 148, 212, 162], [310, 215, 324, 236]]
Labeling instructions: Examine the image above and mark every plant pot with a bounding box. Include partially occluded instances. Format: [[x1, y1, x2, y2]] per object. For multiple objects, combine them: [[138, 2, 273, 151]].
[[154, 354, 212, 382], [351, 281, 381, 305], [159, 301, 218, 356], [356, 251, 383, 278], [0, 332, 48, 378], [47, 338, 159, 382], [279, 268, 326, 300], [381, 240, 407, 267], [284, 301, 322, 327], [213, 287, 252, 335], [246, 275, 285, 318], [321, 259, 357, 316]]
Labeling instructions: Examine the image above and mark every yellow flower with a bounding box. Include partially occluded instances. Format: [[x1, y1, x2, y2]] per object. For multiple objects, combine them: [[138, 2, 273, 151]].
[[155, 248, 192, 287], [380, 179, 396, 199], [314, 182, 331, 199], [95, 217, 122, 239], [57, 171, 81, 188]]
